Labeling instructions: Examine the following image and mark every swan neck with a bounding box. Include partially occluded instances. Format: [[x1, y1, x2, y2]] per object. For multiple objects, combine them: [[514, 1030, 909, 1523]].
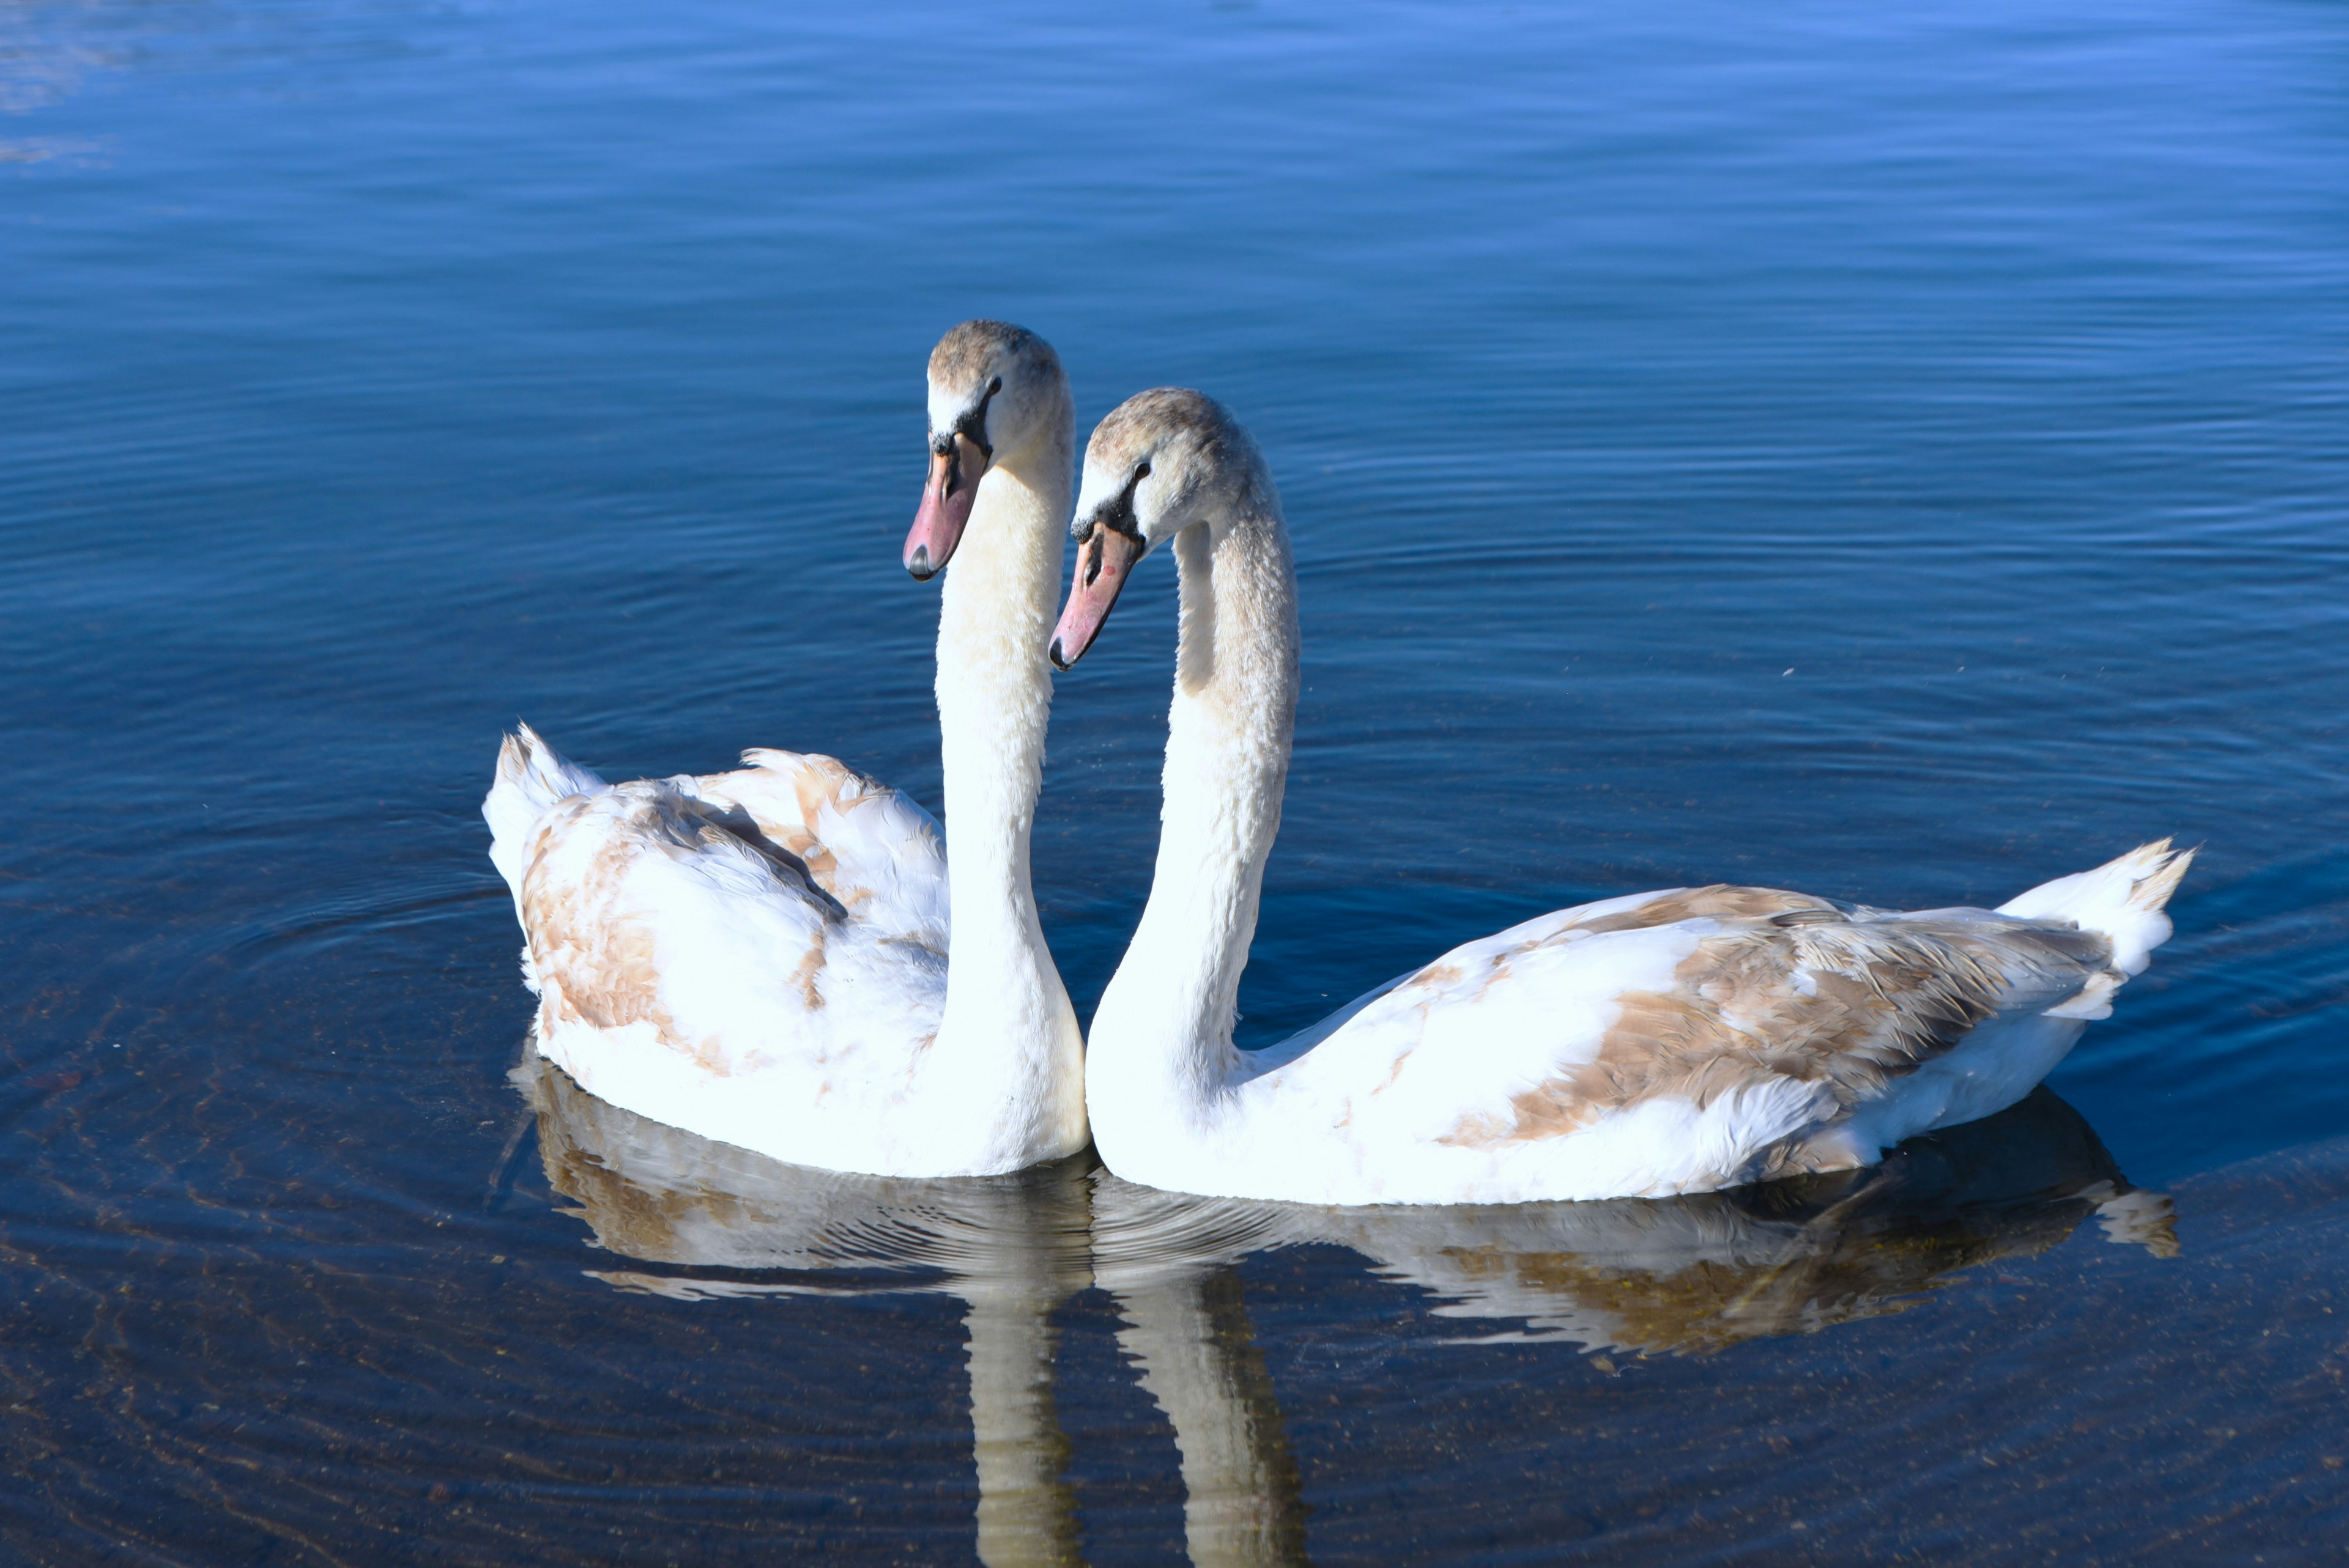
[[1099, 482, 1299, 1121], [933, 428, 1078, 1071]]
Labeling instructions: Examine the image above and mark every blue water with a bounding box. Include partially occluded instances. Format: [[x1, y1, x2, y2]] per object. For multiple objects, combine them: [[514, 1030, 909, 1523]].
[[6, 1, 2348, 1560]]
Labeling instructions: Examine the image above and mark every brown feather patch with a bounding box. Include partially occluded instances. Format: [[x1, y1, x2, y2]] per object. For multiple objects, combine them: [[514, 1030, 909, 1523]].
[[524, 804, 675, 1040], [522, 785, 841, 1071], [1438, 889, 2112, 1151]]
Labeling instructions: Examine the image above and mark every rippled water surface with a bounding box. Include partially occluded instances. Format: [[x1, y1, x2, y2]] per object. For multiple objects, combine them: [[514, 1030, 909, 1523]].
[[6, 1, 2349, 1561]]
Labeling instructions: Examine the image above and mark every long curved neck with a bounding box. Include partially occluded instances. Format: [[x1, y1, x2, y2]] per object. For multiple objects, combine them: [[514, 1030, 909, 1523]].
[[1093, 483, 1299, 1134], [933, 429, 1080, 1090]]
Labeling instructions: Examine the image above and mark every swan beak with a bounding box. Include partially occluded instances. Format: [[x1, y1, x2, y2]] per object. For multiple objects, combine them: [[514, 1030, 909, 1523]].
[[1049, 525, 1143, 670], [904, 434, 989, 580]]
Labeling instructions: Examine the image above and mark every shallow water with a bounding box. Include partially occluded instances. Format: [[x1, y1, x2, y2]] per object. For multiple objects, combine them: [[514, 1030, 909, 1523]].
[[6, 0, 2348, 1561]]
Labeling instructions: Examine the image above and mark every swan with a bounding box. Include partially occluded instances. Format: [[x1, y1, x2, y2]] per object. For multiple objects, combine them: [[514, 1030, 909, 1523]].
[[1047, 387, 2194, 1205], [481, 320, 1086, 1178]]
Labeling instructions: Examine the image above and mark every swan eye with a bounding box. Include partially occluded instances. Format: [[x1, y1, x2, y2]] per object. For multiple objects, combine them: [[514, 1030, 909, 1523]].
[[1134, 462, 1151, 481], [987, 376, 1003, 395]]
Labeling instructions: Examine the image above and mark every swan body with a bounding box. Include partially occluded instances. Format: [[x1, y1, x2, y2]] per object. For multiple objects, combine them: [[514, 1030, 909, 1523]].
[[1048, 388, 2192, 1206], [483, 322, 1086, 1178]]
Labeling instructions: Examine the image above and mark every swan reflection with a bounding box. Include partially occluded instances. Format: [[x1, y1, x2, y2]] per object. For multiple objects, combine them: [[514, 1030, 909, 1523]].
[[516, 1052, 2168, 1565], [519, 1052, 1092, 1565], [1094, 1084, 2175, 1357]]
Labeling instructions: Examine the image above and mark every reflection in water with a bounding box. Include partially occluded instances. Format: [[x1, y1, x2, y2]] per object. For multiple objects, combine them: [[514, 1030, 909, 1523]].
[[521, 1053, 1093, 1567], [1, 4, 111, 118], [521, 1053, 2169, 1564], [1096, 1087, 2175, 1358], [1103, 1268, 1311, 1568]]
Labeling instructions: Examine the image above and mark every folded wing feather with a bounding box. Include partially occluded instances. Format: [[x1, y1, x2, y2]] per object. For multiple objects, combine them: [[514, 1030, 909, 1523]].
[[694, 750, 949, 956], [1308, 886, 2117, 1156], [513, 754, 950, 1095]]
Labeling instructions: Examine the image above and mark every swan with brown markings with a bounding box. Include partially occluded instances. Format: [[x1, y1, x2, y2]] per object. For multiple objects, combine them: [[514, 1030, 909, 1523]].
[[1047, 386, 2193, 1205], [481, 321, 1086, 1178]]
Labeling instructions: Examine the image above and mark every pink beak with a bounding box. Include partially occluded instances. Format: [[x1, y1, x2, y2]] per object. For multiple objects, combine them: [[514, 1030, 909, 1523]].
[[904, 433, 989, 580], [1050, 526, 1145, 669]]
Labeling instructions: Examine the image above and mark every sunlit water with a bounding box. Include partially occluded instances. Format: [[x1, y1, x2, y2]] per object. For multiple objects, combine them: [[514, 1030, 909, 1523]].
[[6, 1, 2348, 1561]]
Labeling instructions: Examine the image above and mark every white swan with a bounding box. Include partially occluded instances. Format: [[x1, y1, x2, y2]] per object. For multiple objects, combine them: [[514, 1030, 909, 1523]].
[[481, 320, 1086, 1178], [1047, 388, 2193, 1206]]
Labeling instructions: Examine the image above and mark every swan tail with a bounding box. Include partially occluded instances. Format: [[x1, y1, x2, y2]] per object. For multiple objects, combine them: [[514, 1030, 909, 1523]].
[[1996, 840, 2194, 1018], [484, 722, 608, 897]]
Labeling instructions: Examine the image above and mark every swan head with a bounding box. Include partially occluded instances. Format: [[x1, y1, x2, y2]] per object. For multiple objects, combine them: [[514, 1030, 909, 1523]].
[[1050, 388, 1260, 670], [905, 320, 1069, 581]]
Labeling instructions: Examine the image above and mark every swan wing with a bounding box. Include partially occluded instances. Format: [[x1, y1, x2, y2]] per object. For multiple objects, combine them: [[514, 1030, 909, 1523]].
[[693, 749, 949, 953], [1255, 886, 2114, 1199], [516, 777, 948, 1156]]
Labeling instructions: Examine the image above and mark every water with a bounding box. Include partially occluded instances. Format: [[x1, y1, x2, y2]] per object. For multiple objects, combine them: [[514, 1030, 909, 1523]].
[[5, 0, 2347, 1559]]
